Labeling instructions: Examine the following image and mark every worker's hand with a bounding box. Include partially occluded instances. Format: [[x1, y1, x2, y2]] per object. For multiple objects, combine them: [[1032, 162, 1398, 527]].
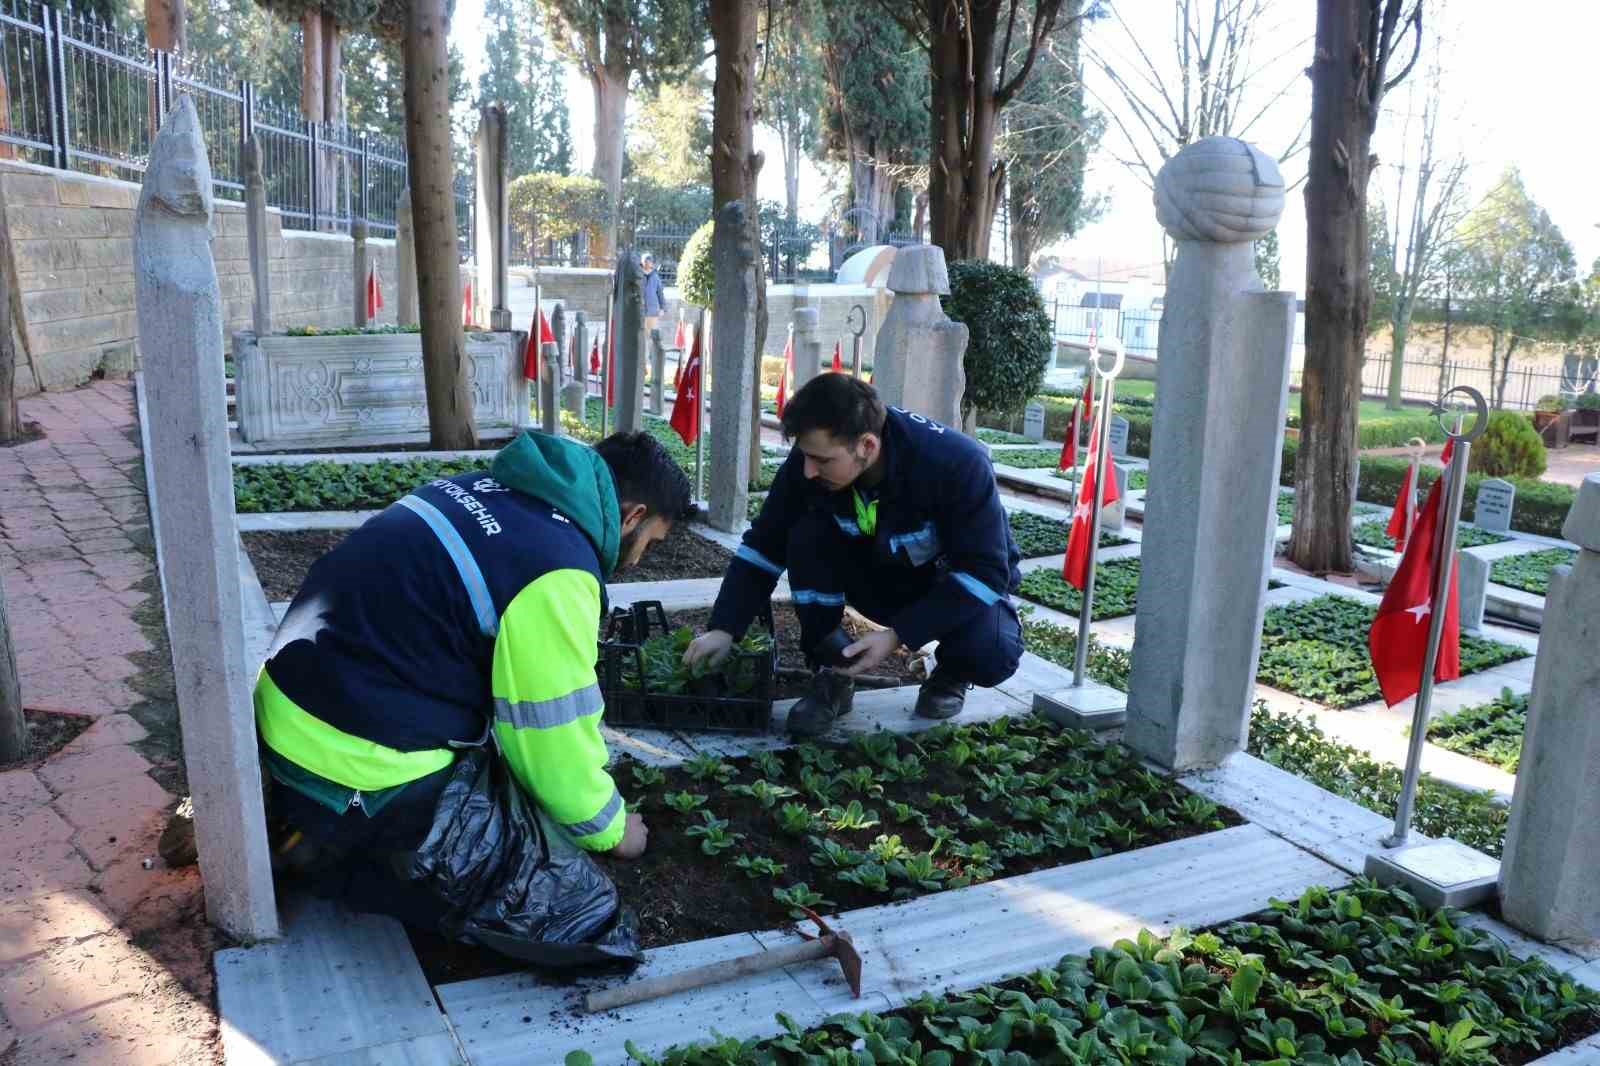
[[610, 813, 649, 861], [840, 628, 900, 676], [683, 629, 735, 669]]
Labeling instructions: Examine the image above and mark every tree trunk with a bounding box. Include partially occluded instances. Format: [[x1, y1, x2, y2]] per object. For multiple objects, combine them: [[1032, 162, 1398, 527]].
[[1289, 0, 1376, 575], [708, 0, 765, 529], [590, 21, 630, 265], [1386, 312, 1412, 410], [402, 0, 477, 450], [911, 190, 928, 242], [0, 576, 25, 763], [301, 12, 325, 123], [926, 7, 1001, 262], [848, 152, 880, 245], [145, 0, 186, 52], [783, 128, 801, 225], [0, 199, 17, 444]]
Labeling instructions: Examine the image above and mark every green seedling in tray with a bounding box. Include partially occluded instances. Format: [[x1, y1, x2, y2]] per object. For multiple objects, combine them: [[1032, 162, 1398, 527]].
[[616, 624, 776, 697]]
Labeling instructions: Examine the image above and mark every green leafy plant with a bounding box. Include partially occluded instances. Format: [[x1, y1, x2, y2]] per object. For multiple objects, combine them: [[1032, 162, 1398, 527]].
[[1470, 410, 1547, 479], [232, 458, 482, 514], [1257, 595, 1526, 709], [1016, 560, 1142, 620], [619, 626, 774, 698], [630, 763, 666, 788], [1249, 704, 1511, 855], [1007, 509, 1128, 557], [663, 790, 707, 814], [1426, 688, 1528, 772], [726, 779, 799, 808], [733, 855, 786, 880], [776, 802, 817, 835], [1491, 547, 1576, 595], [1353, 518, 1509, 552], [823, 800, 881, 831], [771, 882, 833, 919], [684, 810, 742, 855]]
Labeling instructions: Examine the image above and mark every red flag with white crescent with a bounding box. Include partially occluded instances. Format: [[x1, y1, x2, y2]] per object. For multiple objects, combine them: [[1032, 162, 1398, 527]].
[[669, 329, 703, 445], [1385, 461, 1418, 553], [1061, 411, 1120, 590], [1368, 477, 1461, 707]]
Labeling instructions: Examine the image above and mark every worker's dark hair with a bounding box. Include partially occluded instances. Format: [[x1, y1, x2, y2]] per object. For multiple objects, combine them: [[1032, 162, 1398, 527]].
[[779, 374, 887, 444], [596, 431, 693, 521]]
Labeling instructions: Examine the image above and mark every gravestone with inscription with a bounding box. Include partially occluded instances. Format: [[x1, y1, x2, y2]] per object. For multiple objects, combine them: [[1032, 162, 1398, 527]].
[[1475, 478, 1516, 533], [1107, 414, 1130, 458], [1102, 464, 1130, 532], [1022, 402, 1046, 441]]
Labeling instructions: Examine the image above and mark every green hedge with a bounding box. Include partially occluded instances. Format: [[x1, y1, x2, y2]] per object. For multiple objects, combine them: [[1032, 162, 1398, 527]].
[[1354, 412, 1449, 449], [1426, 688, 1528, 773], [1280, 438, 1577, 538], [979, 396, 1152, 456]]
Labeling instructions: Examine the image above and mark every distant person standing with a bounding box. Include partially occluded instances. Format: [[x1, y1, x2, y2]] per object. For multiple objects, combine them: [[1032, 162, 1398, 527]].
[[640, 252, 666, 337]]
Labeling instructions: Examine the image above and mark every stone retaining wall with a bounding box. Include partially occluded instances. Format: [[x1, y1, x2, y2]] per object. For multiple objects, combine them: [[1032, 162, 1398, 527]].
[[1, 160, 398, 397]]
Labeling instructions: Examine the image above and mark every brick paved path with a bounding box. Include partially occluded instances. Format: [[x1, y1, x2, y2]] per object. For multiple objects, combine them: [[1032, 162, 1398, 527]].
[[0, 381, 218, 1064]]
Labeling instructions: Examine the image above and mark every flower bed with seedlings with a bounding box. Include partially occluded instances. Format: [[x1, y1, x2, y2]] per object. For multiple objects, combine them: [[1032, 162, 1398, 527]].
[[612, 881, 1600, 1066], [1129, 467, 1148, 491], [1007, 510, 1129, 558], [606, 714, 1239, 950], [1353, 520, 1509, 552], [976, 427, 1039, 445], [1490, 548, 1576, 596], [1425, 689, 1529, 773], [233, 457, 483, 513], [992, 447, 1074, 470], [1016, 560, 1142, 620], [1249, 706, 1510, 857], [1019, 615, 1132, 689], [1256, 596, 1528, 710]]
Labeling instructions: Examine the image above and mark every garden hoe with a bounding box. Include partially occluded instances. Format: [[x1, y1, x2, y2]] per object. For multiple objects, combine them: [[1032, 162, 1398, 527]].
[[582, 909, 863, 1014]]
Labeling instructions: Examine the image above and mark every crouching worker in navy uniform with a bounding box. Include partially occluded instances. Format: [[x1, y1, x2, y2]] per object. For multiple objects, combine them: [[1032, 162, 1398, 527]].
[[684, 374, 1023, 736]]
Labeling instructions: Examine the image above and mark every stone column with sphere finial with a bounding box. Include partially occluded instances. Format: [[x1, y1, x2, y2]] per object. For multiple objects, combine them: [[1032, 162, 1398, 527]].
[[1123, 136, 1297, 772]]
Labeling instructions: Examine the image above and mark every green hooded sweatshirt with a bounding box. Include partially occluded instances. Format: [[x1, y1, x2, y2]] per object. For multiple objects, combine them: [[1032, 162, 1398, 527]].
[[491, 430, 622, 576]]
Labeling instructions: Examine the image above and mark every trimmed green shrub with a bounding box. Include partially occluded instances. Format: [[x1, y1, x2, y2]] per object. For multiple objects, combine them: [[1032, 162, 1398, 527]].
[[943, 261, 1054, 421], [1281, 437, 1577, 538], [1356, 412, 1448, 449], [1471, 410, 1547, 479], [678, 219, 715, 309], [1577, 391, 1600, 411]]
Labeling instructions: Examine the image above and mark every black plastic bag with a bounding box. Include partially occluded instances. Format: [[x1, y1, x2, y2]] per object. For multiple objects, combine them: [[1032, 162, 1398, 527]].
[[395, 748, 642, 969]]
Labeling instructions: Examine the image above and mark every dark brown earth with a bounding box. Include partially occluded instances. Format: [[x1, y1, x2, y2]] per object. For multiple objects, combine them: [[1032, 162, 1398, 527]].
[[0, 708, 94, 770], [242, 529, 350, 602], [612, 523, 734, 584]]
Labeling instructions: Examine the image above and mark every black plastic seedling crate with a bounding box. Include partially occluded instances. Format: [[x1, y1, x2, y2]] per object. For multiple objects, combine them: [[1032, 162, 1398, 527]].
[[598, 600, 778, 733]]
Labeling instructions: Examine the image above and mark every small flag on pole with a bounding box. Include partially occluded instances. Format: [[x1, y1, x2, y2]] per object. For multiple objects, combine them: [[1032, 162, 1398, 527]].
[[605, 314, 616, 407], [523, 311, 555, 381], [1385, 460, 1419, 552], [831, 340, 843, 373], [1061, 410, 1120, 590], [1368, 477, 1461, 707], [673, 317, 687, 353], [1059, 372, 1093, 471], [366, 265, 384, 318], [776, 329, 794, 417], [462, 279, 474, 326], [670, 328, 704, 446]]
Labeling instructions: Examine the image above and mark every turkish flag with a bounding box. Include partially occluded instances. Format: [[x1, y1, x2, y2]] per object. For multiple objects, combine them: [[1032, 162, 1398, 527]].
[[1061, 412, 1121, 590], [462, 279, 473, 326], [590, 337, 601, 376], [775, 331, 793, 417], [672, 327, 689, 393], [1385, 461, 1418, 552], [674, 318, 687, 352], [523, 311, 555, 380], [1058, 373, 1093, 471], [831, 340, 843, 373], [366, 265, 383, 318], [670, 329, 703, 446], [1440, 437, 1455, 466], [1368, 477, 1461, 707]]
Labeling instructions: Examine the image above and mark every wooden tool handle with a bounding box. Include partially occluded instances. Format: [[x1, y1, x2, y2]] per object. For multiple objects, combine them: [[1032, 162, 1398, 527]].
[[584, 936, 838, 1014]]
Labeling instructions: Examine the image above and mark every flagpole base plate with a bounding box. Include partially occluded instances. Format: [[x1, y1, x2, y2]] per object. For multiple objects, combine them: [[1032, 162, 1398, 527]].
[[1363, 838, 1500, 910], [1033, 682, 1127, 730]]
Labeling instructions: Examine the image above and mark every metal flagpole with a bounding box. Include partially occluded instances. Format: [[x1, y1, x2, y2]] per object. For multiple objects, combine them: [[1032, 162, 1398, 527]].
[[694, 308, 707, 505], [1384, 385, 1487, 847], [1071, 340, 1125, 687], [601, 272, 616, 438], [530, 278, 541, 424], [847, 305, 866, 377]]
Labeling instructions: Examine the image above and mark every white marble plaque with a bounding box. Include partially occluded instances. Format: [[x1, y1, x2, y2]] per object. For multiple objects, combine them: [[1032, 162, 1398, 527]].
[[1108, 414, 1130, 457], [1022, 402, 1046, 441], [1475, 478, 1516, 533]]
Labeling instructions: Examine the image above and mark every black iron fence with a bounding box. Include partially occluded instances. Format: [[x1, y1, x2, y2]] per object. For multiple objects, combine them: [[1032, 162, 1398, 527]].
[[1288, 350, 1599, 413], [1050, 301, 1163, 357], [0, 0, 472, 250]]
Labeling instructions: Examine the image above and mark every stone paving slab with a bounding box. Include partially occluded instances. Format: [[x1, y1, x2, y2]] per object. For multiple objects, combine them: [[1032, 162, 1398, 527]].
[[217, 895, 459, 1066], [439, 824, 1339, 1066]]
